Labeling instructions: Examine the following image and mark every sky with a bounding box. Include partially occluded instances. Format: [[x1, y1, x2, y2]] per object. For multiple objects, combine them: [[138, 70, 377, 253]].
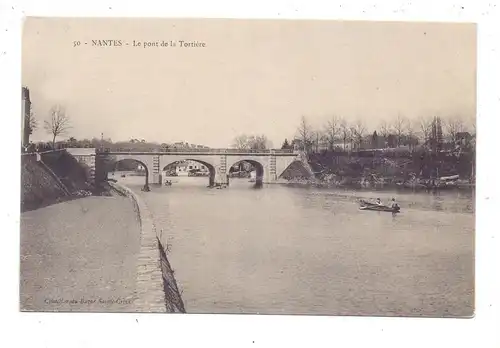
[[22, 18, 476, 148]]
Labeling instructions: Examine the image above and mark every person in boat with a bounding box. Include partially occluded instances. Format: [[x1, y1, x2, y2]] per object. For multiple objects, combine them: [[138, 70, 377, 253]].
[[375, 198, 382, 206], [390, 198, 399, 209]]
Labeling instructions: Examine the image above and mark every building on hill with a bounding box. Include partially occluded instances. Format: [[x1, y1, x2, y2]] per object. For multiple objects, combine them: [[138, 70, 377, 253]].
[[456, 132, 472, 146], [170, 142, 210, 149]]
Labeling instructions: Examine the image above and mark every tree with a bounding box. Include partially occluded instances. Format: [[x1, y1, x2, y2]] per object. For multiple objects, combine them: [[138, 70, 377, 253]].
[[296, 116, 314, 152], [393, 114, 406, 147], [429, 116, 444, 153], [44, 105, 71, 149], [232, 134, 270, 150], [387, 134, 396, 148], [281, 138, 291, 149], [378, 120, 391, 148], [232, 134, 249, 149], [311, 130, 325, 152], [371, 131, 379, 149], [379, 120, 391, 138], [249, 135, 271, 150], [339, 119, 351, 151], [466, 115, 476, 136], [418, 116, 433, 146], [444, 116, 465, 144], [405, 118, 418, 150], [324, 115, 340, 150], [351, 119, 365, 149]]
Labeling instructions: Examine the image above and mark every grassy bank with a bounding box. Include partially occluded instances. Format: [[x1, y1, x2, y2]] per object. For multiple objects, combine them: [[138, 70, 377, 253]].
[[21, 151, 108, 212]]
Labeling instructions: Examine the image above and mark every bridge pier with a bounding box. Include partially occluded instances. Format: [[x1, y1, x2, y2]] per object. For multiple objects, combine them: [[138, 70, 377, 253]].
[[256, 175, 264, 187], [215, 173, 229, 186], [151, 173, 162, 185], [142, 175, 150, 192]]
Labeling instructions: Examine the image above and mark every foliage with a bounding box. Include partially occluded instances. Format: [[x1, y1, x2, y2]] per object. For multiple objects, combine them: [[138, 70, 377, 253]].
[[232, 134, 271, 150]]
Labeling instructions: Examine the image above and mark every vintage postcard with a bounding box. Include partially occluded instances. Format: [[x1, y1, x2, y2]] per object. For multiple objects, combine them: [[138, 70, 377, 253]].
[[20, 17, 475, 316]]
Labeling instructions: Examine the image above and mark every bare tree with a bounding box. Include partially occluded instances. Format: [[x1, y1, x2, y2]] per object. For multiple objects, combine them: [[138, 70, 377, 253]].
[[44, 105, 71, 149], [296, 116, 314, 152], [444, 116, 465, 144], [232, 134, 270, 150], [379, 120, 391, 138], [250, 134, 271, 150], [311, 130, 327, 152], [232, 134, 250, 149], [351, 119, 366, 149], [467, 115, 476, 135], [324, 115, 340, 150], [393, 114, 406, 147], [339, 119, 351, 151], [378, 120, 391, 148], [418, 116, 433, 145], [405, 118, 417, 150]]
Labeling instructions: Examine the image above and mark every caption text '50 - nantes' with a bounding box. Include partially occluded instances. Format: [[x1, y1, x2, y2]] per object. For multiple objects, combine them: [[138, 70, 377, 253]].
[[73, 39, 206, 48]]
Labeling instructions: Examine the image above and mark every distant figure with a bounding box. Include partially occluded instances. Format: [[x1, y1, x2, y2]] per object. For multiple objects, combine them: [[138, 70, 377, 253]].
[[376, 198, 382, 206], [390, 198, 399, 209]]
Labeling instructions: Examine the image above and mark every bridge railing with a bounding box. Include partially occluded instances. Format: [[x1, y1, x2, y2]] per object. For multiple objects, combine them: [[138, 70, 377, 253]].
[[96, 148, 296, 154]]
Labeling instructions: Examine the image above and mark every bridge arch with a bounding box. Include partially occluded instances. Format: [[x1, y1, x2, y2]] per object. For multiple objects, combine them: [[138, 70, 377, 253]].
[[162, 159, 216, 187], [108, 157, 151, 191], [226, 159, 265, 188]]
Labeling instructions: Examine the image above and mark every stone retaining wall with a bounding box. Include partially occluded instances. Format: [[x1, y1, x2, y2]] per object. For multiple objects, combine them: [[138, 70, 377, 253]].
[[109, 182, 185, 313]]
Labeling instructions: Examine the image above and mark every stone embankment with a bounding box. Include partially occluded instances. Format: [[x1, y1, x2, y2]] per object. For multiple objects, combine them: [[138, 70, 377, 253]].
[[109, 182, 185, 313]]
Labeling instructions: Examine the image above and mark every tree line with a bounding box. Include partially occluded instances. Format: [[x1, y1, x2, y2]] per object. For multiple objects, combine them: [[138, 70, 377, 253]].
[[24, 104, 213, 152], [282, 114, 475, 155]]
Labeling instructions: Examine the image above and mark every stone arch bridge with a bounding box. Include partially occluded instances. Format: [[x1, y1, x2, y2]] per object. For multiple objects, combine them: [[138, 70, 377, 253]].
[[96, 149, 306, 189]]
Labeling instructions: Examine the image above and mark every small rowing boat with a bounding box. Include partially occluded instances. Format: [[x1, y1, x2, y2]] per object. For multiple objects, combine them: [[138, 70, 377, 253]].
[[359, 200, 401, 213]]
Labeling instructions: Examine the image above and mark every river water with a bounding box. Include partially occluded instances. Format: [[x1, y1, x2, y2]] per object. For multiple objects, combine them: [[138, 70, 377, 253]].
[[118, 175, 474, 317]]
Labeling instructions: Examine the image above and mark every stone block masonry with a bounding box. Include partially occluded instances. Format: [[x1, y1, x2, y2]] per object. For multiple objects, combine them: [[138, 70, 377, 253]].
[[109, 182, 185, 312]]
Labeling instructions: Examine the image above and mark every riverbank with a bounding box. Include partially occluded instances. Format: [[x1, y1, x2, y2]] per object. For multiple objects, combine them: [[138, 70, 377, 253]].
[[274, 177, 475, 192], [21, 151, 99, 212]]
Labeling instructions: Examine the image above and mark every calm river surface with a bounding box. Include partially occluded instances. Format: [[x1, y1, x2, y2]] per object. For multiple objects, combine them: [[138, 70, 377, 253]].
[[118, 175, 474, 317]]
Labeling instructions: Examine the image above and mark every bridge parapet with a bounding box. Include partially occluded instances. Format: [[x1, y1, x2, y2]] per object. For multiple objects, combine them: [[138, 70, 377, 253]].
[[97, 148, 296, 155]]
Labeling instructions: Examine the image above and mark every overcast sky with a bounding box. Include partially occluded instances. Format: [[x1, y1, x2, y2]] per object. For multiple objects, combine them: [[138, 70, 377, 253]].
[[22, 18, 476, 148]]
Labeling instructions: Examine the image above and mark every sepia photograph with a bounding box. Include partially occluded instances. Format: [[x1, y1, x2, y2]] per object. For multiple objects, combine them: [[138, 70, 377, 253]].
[[20, 17, 476, 317]]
